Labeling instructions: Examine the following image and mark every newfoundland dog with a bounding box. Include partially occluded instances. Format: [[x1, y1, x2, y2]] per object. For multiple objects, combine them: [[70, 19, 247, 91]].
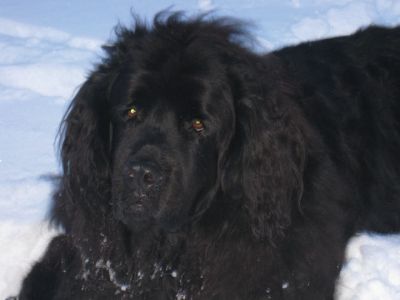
[[18, 12, 400, 300]]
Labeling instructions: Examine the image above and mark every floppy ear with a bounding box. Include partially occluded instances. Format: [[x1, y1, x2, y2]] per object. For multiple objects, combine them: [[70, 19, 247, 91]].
[[51, 72, 113, 233], [52, 22, 148, 231], [222, 55, 305, 243]]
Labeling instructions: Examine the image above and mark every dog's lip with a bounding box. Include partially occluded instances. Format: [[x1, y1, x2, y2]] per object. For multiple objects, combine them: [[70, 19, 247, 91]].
[[132, 201, 144, 207], [129, 200, 144, 208], [128, 200, 146, 213]]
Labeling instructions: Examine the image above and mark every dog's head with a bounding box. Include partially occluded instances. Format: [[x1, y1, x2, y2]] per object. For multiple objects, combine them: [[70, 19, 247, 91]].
[[55, 12, 305, 243], [107, 27, 237, 232]]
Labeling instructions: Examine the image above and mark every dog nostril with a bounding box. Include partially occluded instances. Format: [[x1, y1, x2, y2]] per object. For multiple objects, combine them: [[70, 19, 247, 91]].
[[143, 171, 154, 184], [129, 161, 161, 186]]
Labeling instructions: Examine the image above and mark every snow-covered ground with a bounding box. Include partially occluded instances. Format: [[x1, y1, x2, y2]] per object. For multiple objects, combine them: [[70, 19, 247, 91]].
[[0, 1, 399, 299]]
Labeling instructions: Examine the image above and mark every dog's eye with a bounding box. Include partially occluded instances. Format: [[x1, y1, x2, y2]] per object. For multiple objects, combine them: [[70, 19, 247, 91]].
[[127, 106, 138, 119], [192, 119, 205, 133]]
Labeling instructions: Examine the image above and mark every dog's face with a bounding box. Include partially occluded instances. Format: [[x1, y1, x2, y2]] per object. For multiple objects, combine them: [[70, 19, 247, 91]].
[[109, 49, 235, 232], [57, 16, 302, 244]]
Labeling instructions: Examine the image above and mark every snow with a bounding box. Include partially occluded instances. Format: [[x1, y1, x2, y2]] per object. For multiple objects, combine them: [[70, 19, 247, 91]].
[[0, 1, 399, 299], [198, 0, 215, 11], [0, 222, 58, 297], [337, 234, 400, 299]]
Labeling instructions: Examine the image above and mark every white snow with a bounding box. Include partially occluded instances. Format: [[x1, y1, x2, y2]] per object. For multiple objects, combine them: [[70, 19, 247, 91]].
[[0, 1, 399, 299], [0, 7, 99, 298], [337, 234, 400, 299], [0, 222, 58, 297], [291, 17, 330, 41], [0, 17, 102, 52], [198, 0, 215, 11], [290, 1, 378, 42]]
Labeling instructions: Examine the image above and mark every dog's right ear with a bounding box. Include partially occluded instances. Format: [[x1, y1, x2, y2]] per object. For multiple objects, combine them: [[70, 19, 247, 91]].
[[52, 19, 149, 236], [51, 72, 113, 232]]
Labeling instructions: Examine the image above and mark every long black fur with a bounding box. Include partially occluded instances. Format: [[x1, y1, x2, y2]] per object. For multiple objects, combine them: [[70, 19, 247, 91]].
[[18, 12, 400, 300]]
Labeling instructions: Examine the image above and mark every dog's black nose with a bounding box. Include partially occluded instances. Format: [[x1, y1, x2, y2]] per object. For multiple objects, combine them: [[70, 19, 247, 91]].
[[128, 161, 162, 187]]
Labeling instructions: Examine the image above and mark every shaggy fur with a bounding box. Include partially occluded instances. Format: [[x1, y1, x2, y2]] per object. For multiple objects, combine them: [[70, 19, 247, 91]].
[[18, 12, 400, 300]]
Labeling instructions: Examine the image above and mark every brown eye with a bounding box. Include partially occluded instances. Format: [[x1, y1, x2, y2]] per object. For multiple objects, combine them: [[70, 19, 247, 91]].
[[192, 119, 205, 132], [127, 106, 138, 119]]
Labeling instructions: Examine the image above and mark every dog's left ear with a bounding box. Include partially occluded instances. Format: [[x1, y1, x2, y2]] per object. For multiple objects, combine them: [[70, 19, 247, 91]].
[[222, 54, 306, 243]]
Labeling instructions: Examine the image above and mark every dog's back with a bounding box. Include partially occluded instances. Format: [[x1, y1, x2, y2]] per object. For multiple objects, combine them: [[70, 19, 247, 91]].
[[275, 26, 400, 233]]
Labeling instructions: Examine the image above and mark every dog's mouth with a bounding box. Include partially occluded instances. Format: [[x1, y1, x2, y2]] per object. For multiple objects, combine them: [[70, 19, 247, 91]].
[[113, 184, 189, 232], [113, 195, 154, 230], [129, 201, 145, 212], [112, 179, 159, 213]]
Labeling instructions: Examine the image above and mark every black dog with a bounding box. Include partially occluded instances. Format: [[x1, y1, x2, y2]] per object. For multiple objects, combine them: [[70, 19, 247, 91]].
[[18, 12, 400, 300]]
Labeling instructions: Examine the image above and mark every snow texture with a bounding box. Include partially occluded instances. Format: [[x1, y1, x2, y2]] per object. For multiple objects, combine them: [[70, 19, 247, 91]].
[[0, 1, 399, 299]]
